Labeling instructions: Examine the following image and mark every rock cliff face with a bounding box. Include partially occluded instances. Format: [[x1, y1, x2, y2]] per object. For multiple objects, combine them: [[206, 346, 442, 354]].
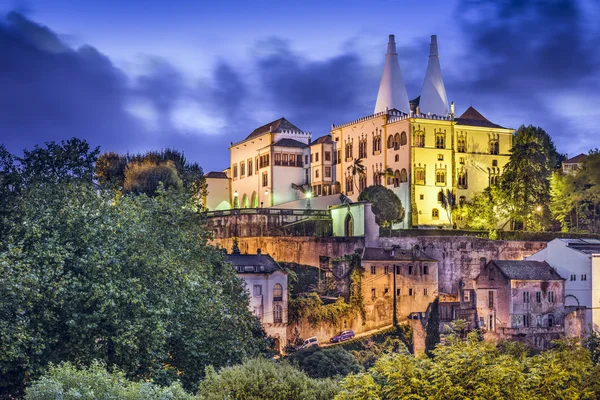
[[212, 236, 547, 295]]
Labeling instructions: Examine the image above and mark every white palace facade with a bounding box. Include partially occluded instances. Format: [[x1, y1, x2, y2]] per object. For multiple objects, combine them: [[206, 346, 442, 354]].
[[205, 34, 513, 228]]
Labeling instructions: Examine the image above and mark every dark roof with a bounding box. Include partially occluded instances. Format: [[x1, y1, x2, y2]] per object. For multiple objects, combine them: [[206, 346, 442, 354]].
[[561, 238, 600, 254], [226, 252, 282, 274], [491, 260, 563, 281], [564, 153, 587, 164], [205, 171, 228, 179], [272, 138, 308, 148], [455, 106, 507, 129], [245, 118, 303, 141], [312, 135, 333, 144], [361, 247, 437, 262]]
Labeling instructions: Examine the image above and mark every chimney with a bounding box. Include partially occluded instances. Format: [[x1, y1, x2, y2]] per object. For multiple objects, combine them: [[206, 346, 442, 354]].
[[374, 34, 410, 114], [419, 34, 449, 116]]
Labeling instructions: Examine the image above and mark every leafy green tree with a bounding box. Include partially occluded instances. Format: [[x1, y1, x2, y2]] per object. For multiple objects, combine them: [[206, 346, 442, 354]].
[[358, 185, 405, 229], [425, 297, 440, 358], [198, 358, 340, 400], [123, 159, 183, 195], [26, 361, 193, 400], [0, 181, 268, 396], [455, 187, 505, 231], [287, 347, 362, 379], [500, 125, 558, 230]]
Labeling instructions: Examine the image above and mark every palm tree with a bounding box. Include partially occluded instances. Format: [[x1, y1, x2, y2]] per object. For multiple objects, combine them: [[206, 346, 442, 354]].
[[347, 158, 366, 192], [378, 167, 395, 186]]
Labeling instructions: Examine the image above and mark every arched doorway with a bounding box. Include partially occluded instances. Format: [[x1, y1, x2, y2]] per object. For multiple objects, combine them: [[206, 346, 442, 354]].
[[242, 194, 249, 208], [251, 191, 258, 208], [233, 196, 240, 209], [345, 213, 354, 237]]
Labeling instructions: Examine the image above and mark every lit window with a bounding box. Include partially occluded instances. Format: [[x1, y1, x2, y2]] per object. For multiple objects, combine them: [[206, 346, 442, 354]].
[[432, 209, 439, 219]]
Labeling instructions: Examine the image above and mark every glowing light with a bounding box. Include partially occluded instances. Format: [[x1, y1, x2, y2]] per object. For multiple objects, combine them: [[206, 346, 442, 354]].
[[265, 190, 269, 195], [234, 191, 238, 197], [306, 192, 312, 199]]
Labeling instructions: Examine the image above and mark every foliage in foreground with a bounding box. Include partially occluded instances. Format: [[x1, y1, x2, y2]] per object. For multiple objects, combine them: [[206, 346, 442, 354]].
[[199, 358, 340, 400], [287, 347, 362, 379], [336, 333, 600, 400], [0, 181, 268, 395], [26, 361, 193, 400]]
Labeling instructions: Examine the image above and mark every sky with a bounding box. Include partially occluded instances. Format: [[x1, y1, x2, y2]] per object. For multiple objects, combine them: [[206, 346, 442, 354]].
[[1, 0, 599, 172]]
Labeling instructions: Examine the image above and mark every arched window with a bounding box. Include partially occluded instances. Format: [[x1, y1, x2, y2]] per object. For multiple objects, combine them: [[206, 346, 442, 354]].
[[457, 171, 468, 189], [457, 137, 466, 153], [394, 154, 399, 162], [359, 175, 367, 192], [394, 133, 401, 150], [387, 135, 394, 149], [432, 208, 439, 219], [400, 132, 407, 146], [273, 283, 283, 301], [415, 132, 425, 147], [438, 191, 444, 203], [251, 191, 259, 208], [394, 170, 401, 187], [242, 194, 249, 208], [233, 196, 240, 209], [274, 304, 283, 323], [345, 213, 354, 236], [435, 132, 445, 149], [400, 169, 407, 183], [372, 170, 380, 186], [346, 176, 354, 193], [435, 169, 446, 186]]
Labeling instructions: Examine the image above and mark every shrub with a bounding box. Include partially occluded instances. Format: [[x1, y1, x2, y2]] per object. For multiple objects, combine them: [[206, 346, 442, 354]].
[[287, 347, 362, 379]]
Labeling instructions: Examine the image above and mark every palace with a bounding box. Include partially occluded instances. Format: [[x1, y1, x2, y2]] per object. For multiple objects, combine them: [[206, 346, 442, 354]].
[[206, 34, 513, 228]]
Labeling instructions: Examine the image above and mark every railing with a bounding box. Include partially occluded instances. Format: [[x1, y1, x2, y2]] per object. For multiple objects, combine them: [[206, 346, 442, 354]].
[[205, 208, 330, 218]]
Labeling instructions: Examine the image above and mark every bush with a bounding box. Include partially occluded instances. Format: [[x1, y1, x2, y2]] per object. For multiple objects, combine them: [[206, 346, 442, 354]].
[[287, 347, 362, 379], [198, 358, 339, 400], [26, 361, 193, 400]]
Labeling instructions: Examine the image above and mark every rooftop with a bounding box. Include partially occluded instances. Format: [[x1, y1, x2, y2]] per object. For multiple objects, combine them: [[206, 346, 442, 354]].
[[272, 138, 308, 148], [560, 238, 600, 255], [245, 117, 304, 141], [490, 260, 563, 281], [361, 247, 437, 262], [455, 106, 507, 129], [563, 153, 587, 164], [205, 171, 228, 179], [312, 135, 333, 145], [226, 250, 282, 274]]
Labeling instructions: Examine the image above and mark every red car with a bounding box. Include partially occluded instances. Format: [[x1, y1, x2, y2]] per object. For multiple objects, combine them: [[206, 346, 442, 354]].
[[330, 330, 355, 343]]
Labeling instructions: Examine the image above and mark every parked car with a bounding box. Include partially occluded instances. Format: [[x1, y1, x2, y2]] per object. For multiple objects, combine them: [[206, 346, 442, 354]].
[[329, 330, 355, 343], [298, 336, 319, 350]]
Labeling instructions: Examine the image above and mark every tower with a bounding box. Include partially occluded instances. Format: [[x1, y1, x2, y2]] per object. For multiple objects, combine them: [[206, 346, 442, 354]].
[[419, 35, 449, 116], [374, 34, 410, 114]]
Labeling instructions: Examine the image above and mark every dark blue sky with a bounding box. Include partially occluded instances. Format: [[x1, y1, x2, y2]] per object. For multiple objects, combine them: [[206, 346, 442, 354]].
[[1, 0, 599, 172]]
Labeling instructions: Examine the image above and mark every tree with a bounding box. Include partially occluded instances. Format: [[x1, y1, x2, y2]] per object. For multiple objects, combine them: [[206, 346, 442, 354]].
[[358, 185, 405, 229], [198, 358, 340, 400], [500, 125, 558, 230], [0, 181, 268, 396], [424, 297, 440, 358], [26, 361, 192, 400], [347, 158, 365, 192], [123, 159, 183, 196], [438, 188, 455, 226], [287, 347, 362, 379], [96, 152, 127, 187], [455, 187, 503, 231]]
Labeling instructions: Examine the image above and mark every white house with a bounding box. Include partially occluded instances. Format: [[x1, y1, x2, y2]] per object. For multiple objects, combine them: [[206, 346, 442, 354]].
[[226, 247, 289, 352], [528, 238, 600, 332]]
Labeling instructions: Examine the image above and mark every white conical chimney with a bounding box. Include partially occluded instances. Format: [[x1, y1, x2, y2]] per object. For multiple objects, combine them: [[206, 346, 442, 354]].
[[419, 35, 449, 116], [374, 34, 410, 114]]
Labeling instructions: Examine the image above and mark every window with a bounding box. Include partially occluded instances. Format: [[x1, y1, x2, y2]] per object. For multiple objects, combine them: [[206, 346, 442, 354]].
[[255, 157, 259, 173], [282, 153, 289, 166], [524, 314, 530, 327], [371, 288, 376, 300], [311, 154, 314, 163], [457, 137, 466, 152], [490, 139, 499, 155], [297, 154, 303, 167], [423, 265, 429, 275], [420, 194, 424, 200], [240, 161, 245, 177], [548, 314, 554, 327], [253, 285, 262, 296], [582, 274, 587, 281], [345, 142, 353, 159], [394, 170, 401, 187], [570, 274, 577, 281], [489, 315, 494, 330], [409, 288, 414, 296], [345, 176, 354, 193], [424, 288, 428, 296], [435, 132, 445, 149], [387, 135, 394, 149], [274, 153, 281, 165], [435, 168, 446, 186], [315, 169, 320, 179], [273, 305, 283, 323], [488, 291, 494, 309], [325, 167, 331, 178], [393, 133, 400, 150], [359, 139, 367, 158], [400, 132, 407, 146], [492, 159, 498, 167], [437, 191, 444, 203], [372, 134, 381, 153], [233, 164, 238, 178], [384, 265, 390, 275], [400, 169, 407, 183], [523, 291, 530, 303], [396, 288, 401, 296], [359, 174, 367, 192], [432, 209, 439, 219], [325, 151, 331, 161], [305, 155, 309, 165], [415, 132, 425, 147], [262, 172, 268, 187], [316, 153, 320, 162], [248, 159, 253, 176], [395, 265, 401, 274], [457, 170, 468, 189], [259, 154, 270, 168], [548, 291, 554, 303], [438, 154, 444, 161], [536, 291, 541, 303], [415, 167, 426, 185], [408, 265, 413, 275], [459, 196, 466, 205], [395, 154, 399, 162], [459, 157, 465, 165], [273, 283, 283, 301], [463, 290, 470, 302], [371, 265, 376, 275]]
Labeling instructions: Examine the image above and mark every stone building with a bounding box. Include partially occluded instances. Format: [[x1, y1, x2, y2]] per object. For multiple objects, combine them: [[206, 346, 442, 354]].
[[474, 259, 565, 348], [360, 247, 438, 327], [226, 248, 288, 352], [528, 238, 600, 332]]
